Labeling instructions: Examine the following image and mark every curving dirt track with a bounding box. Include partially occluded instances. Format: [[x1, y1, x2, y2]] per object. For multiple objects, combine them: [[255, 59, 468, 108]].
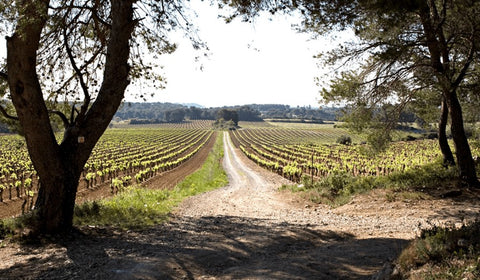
[[1, 132, 480, 279]]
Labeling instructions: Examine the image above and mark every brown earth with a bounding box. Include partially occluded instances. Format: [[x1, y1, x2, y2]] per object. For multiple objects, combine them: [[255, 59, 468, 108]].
[[0, 132, 480, 279]]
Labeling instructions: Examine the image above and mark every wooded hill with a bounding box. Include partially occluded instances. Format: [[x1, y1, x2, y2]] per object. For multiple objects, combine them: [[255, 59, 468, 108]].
[[113, 102, 340, 123]]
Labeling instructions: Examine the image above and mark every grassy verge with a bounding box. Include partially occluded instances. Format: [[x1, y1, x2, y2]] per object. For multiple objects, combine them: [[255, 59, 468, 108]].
[[394, 221, 480, 279], [281, 158, 458, 207], [73, 131, 228, 229]]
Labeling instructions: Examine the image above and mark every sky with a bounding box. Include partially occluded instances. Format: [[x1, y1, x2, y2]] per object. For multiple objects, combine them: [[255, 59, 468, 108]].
[[0, 2, 345, 108], [145, 1, 339, 108]]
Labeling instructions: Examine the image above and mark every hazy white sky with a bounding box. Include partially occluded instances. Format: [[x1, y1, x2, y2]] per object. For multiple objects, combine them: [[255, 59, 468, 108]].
[[0, 1, 344, 108], [146, 1, 334, 107]]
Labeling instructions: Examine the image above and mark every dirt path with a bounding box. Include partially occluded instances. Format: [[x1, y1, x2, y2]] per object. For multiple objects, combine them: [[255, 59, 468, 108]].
[[1, 132, 480, 279]]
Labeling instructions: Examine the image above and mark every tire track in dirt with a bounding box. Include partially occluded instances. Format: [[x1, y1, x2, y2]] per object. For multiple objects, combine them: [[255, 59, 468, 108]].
[[178, 132, 294, 218]]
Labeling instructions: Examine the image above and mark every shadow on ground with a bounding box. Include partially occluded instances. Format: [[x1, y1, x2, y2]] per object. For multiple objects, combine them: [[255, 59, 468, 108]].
[[0, 215, 408, 280]]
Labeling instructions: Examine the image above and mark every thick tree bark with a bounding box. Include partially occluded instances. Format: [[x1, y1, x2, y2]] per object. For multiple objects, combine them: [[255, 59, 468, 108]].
[[33, 152, 81, 232], [438, 96, 455, 166], [6, 0, 136, 233], [446, 90, 478, 187], [418, 1, 478, 187], [5, 0, 67, 232]]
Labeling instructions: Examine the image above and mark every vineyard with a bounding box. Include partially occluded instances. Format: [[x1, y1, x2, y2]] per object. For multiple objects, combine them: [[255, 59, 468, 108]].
[[230, 126, 480, 183], [0, 120, 214, 214], [1, 119, 479, 216]]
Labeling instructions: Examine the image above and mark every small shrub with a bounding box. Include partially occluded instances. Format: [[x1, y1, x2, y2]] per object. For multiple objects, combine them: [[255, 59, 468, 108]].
[[395, 220, 480, 279], [0, 220, 14, 240], [402, 135, 417, 141], [336, 135, 352, 145], [319, 171, 352, 196], [293, 171, 359, 206], [74, 201, 101, 218], [424, 132, 438, 139], [213, 118, 237, 130]]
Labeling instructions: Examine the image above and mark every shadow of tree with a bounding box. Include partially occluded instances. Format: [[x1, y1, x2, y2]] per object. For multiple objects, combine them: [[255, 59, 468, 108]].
[[0, 216, 409, 280], [409, 186, 480, 224]]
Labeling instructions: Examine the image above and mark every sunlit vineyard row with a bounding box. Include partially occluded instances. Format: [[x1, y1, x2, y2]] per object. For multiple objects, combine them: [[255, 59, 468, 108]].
[[114, 119, 214, 129], [0, 122, 214, 205], [238, 121, 365, 144], [230, 127, 480, 182]]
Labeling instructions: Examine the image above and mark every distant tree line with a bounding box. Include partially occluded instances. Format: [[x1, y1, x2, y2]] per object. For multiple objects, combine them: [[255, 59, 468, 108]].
[[0, 100, 428, 129], [245, 104, 339, 121], [114, 102, 342, 123], [0, 100, 443, 130], [217, 109, 239, 126]]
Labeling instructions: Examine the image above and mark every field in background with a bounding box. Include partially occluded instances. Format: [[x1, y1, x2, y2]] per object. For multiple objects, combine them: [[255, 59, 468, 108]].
[[240, 121, 364, 144], [112, 119, 214, 129]]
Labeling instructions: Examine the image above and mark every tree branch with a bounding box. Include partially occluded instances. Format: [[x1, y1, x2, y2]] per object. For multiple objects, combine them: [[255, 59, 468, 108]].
[[69, 104, 80, 124], [49, 110, 69, 128], [0, 71, 7, 81], [49, 1, 111, 29], [0, 105, 19, 121], [92, 0, 110, 47], [452, 36, 475, 89], [63, 19, 91, 124], [51, 47, 103, 97]]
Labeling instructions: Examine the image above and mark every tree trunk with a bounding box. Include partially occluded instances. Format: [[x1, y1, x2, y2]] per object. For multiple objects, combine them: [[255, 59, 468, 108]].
[[418, 1, 478, 187], [438, 96, 455, 166], [446, 90, 479, 187], [6, 0, 136, 233], [34, 159, 81, 232], [7, 23, 85, 232]]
